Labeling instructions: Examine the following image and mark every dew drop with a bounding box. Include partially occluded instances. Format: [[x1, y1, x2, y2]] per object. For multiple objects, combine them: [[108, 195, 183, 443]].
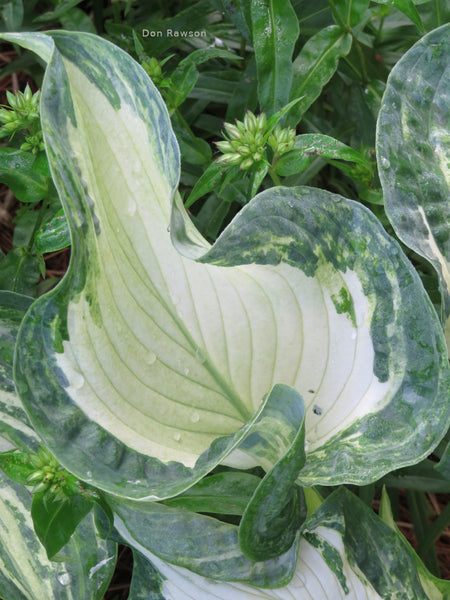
[[190, 412, 200, 423], [195, 348, 206, 364], [173, 432, 181, 442], [166, 225, 171, 233], [380, 157, 390, 169], [57, 572, 70, 586], [127, 199, 136, 215], [304, 439, 310, 451], [71, 372, 85, 390], [183, 367, 190, 376], [15, 163, 20, 169], [145, 352, 157, 365], [86, 470, 92, 479], [350, 330, 357, 340]]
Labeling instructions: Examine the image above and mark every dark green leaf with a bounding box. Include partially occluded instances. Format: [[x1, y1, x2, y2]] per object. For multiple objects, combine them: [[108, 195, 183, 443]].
[[31, 491, 93, 559], [288, 25, 352, 125], [0, 248, 40, 296], [0, 0, 23, 32], [209, 0, 252, 41], [251, 0, 299, 114], [35, 209, 71, 253], [331, 0, 369, 27], [163, 471, 261, 514], [372, 0, 424, 32], [276, 134, 373, 179], [0, 148, 48, 204], [226, 56, 258, 120], [32, 0, 85, 22], [239, 384, 307, 561], [0, 451, 35, 484], [185, 162, 227, 208], [168, 48, 240, 108]]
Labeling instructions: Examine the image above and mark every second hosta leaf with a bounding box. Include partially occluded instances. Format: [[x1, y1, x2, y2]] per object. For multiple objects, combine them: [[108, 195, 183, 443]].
[[5, 31, 450, 500], [377, 24, 450, 347]]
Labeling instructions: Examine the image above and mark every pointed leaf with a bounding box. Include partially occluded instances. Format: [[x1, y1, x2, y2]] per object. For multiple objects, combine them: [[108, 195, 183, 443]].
[[288, 26, 352, 125], [0, 148, 48, 204], [31, 491, 93, 560], [372, 0, 424, 32], [118, 487, 444, 599], [251, 0, 299, 114], [0, 471, 116, 600]]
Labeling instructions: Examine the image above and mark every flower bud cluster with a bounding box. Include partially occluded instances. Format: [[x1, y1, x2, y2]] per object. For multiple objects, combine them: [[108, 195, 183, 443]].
[[215, 110, 295, 171], [268, 124, 296, 155], [27, 446, 78, 501], [0, 84, 44, 153], [141, 56, 170, 88]]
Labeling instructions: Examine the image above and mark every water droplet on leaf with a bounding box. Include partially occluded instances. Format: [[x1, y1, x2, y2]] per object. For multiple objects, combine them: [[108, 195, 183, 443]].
[[195, 348, 206, 364], [71, 372, 85, 390], [173, 433, 181, 442], [190, 412, 200, 423], [57, 572, 70, 586], [380, 157, 390, 169], [145, 352, 157, 365]]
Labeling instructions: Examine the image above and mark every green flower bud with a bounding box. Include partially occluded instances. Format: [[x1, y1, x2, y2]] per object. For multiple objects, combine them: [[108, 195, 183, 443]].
[[240, 157, 254, 170]]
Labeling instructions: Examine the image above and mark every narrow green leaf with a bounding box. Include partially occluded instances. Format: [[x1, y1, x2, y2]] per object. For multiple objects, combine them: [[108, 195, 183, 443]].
[[372, 0, 424, 32], [32, 0, 85, 22], [331, 0, 369, 27], [0, 148, 48, 204], [209, 0, 252, 41], [163, 471, 261, 515], [288, 26, 352, 125], [185, 162, 227, 208], [377, 24, 450, 350], [251, 0, 299, 114], [275, 133, 373, 180], [0, 248, 40, 296], [0, 471, 116, 599], [35, 209, 71, 253], [31, 491, 93, 560], [167, 49, 240, 109]]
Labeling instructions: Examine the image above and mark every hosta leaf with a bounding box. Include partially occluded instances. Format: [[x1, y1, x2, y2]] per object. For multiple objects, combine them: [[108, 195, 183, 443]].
[[111, 490, 300, 587], [0, 471, 116, 600], [377, 24, 450, 348], [0, 291, 38, 452], [251, 0, 299, 114], [117, 487, 441, 598], [288, 25, 352, 125], [4, 31, 449, 502]]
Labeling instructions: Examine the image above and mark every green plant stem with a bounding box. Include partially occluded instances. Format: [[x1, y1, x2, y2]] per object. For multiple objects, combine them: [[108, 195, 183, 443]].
[[268, 167, 281, 186], [418, 500, 450, 555], [435, 0, 442, 26], [353, 38, 369, 85], [406, 490, 441, 577]]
